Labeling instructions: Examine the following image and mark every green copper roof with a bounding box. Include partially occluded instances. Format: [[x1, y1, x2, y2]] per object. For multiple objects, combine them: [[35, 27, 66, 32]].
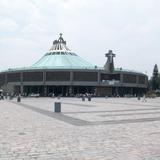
[[32, 53, 97, 69], [31, 34, 97, 69]]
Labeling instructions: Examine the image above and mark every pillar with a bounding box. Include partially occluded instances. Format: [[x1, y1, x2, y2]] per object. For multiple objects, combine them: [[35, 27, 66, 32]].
[[69, 86, 72, 96], [136, 75, 139, 84], [98, 71, 100, 84], [43, 71, 46, 85], [20, 72, 23, 94], [20, 85, 23, 94], [120, 74, 123, 83], [44, 86, 47, 97]]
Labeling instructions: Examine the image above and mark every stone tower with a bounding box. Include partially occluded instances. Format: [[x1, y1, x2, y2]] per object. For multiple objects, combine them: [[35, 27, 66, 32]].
[[104, 50, 116, 72]]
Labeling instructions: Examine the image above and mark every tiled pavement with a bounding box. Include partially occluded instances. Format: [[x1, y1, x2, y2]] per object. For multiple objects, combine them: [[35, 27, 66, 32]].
[[0, 97, 160, 160]]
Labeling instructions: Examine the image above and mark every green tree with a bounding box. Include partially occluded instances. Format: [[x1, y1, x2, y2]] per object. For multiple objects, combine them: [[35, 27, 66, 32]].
[[158, 74, 160, 89], [152, 64, 159, 90]]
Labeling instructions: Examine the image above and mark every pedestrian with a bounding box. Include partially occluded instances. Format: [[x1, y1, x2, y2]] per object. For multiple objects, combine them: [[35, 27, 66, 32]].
[[143, 94, 147, 102]]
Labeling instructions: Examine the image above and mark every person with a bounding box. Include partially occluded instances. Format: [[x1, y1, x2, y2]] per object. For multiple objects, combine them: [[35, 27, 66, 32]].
[[17, 94, 21, 102], [5, 93, 8, 99], [0, 93, 4, 100], [52, 93, 55, 98], [143, 94, 147, 102]]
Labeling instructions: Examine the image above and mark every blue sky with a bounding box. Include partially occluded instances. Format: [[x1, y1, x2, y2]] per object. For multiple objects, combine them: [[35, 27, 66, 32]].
[[0, 0, 160, 77]]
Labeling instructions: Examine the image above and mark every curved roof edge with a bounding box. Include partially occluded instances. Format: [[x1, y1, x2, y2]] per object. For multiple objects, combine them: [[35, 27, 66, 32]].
[[0, 67, 146, 76]]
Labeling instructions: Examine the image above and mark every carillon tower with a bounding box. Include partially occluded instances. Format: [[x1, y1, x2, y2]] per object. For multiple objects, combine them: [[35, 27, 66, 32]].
[[104, 50, 116, 72]]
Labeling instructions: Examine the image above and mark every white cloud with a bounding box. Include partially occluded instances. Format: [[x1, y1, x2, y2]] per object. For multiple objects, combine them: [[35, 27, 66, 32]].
[[0, 37, 41, 69], [0, 18, 18, 31], [0, 0, 160, 76], [22, 23, 47, 34]]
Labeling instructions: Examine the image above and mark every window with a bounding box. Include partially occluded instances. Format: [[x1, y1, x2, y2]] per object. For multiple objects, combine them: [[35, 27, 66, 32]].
[[46, 72, 70, 81], [73, 72, 98, 81], [23, 72, 43, 82], [123, 74, 136, 83]]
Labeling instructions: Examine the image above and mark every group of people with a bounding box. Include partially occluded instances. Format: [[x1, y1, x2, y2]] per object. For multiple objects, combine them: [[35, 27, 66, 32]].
[[0, 91, 21, 100]]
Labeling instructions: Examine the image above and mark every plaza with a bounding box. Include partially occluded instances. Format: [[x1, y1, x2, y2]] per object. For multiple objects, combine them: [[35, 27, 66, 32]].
[[0, 97, 160, 160]]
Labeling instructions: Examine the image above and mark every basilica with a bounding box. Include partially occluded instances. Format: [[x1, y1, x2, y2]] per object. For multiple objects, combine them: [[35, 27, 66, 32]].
[[0, 34, 148, 96]]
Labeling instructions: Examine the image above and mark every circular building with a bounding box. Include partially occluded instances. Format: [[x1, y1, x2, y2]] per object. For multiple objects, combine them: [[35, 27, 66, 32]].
[[0, 34, 148, 97]]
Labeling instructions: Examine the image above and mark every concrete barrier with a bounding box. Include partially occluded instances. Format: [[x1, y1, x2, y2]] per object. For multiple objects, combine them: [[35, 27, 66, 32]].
[[88, 96, 91, 101], [54, 102, 61, 113]]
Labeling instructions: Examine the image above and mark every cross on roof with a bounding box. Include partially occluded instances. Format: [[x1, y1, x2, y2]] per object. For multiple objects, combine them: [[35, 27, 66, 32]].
[[105, 50, 115, 57], [58, 33, 64, 43], [105, 50, 116, 63]]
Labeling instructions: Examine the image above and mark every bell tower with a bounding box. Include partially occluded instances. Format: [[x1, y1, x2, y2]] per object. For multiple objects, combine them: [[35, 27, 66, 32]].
[[104, 50, 116, 72]]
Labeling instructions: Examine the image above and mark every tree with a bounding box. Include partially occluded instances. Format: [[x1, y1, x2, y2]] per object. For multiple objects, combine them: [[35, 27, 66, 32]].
[[158, 74, 160, 89], [153, 64, 158, 78], [152, 64, 159, 90]]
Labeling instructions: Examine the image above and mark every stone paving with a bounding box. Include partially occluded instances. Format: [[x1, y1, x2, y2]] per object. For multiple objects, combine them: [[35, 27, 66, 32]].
[[0, 97, 160, 159]]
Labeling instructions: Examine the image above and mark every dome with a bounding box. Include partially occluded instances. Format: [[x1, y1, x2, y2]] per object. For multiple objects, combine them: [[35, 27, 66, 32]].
[[31, 34, 97, 69]]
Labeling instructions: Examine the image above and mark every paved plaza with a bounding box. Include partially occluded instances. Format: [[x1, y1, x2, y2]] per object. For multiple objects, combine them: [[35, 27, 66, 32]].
[[0, 97, 160, 160]]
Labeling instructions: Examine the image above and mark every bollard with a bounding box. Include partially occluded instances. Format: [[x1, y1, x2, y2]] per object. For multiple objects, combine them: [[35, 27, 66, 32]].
[[138, 96, 140, 100], [82, 96, 85, 101], [17, 96, 21, 102], [88, 96, 91, 101], [54, 102, 61, 113]]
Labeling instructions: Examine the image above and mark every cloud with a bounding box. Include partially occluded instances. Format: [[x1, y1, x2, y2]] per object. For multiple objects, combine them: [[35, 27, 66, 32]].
[[0, 0, 160, 76], [0, 37, 41, 69], [22, 23, 47, 34], [0, 18, 18, 31]]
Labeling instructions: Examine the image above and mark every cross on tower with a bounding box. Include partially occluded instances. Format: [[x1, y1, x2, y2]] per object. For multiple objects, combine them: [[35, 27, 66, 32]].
[[104, 50, 116, 72], [105, 50, 115, 63]]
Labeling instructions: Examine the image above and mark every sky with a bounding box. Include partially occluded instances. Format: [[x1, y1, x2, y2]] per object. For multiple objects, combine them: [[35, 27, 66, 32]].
[[0, 0, 160, 77]]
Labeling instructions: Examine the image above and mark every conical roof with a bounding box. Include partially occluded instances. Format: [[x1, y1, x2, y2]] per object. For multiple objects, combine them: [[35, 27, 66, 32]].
[[31, 34, 97, 69]]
